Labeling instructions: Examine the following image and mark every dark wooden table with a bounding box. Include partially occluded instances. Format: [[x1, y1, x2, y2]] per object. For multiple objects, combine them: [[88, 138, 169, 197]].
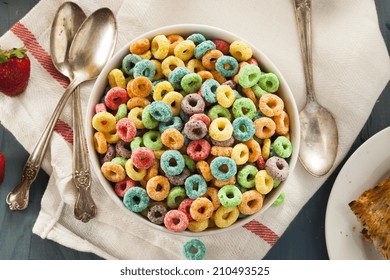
[[0, 0, 389, 260]]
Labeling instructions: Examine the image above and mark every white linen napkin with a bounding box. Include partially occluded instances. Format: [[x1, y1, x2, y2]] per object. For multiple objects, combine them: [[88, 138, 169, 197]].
[[0, 0, 389, 259]]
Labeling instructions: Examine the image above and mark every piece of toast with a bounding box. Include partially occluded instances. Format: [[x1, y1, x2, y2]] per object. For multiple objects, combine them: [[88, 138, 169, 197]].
[[348, 177, 390, 260]]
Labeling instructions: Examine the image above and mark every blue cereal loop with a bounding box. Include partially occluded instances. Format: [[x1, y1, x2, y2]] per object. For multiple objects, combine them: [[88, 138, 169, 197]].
[[201, 79, 220, 103], [194, 40, 216, 60], [182, 239, 206, 260], [158, 116, 183, 133], [149, 101, 173, 122], [160, 150, 185, 176], [184, 174, 207, 199], [215, 55, 239, 77], [186, 33, 206, 45], [123, 187, 150, 213], [133, 59, 156, 81], [209, 156, 237, 181], [168, 66, 191, 90], [122, 54, 142, 75], [232, 116, 255, 142]]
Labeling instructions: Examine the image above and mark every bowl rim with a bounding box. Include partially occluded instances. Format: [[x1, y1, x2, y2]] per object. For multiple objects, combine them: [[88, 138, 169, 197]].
[[86, 23, 300, 237]]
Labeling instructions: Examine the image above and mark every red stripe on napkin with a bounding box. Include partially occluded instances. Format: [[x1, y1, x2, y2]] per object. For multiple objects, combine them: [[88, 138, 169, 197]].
[[54, 120, 73, 144], [243, 220, 279, 246]]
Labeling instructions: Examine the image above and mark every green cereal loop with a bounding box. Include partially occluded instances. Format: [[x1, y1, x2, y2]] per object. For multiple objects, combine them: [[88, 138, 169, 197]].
[[258, 72, 280, 93], [111, 156, 127, 167], [181, 73, 202, 93], [166, 186, 186, 208], [251, 84, 269, 99], [183, 155, 196, 172], [208, 104, 232, 121], [238, 64, 261, 88], [232, 98, 257, 119], [142, 105, 159, 129], [182, 239, 206, 260], [168, 66, 191, 90], [122, 53, 142, 75], [218, 185, 242, 207], [115, 103, 128, 121], [272, 136, 292, 158], [143, 130, 163, 151], [187, 33, 206, 45], [194, 40, 216, 60], [130, 136, 144, 151], [272, 192, 286, 206], [237, 165, 258, 189], [273, 179, 281, 188]]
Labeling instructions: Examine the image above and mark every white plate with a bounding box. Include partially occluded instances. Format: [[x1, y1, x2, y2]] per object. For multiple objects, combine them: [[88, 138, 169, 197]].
[[325, 126, 390, 260]]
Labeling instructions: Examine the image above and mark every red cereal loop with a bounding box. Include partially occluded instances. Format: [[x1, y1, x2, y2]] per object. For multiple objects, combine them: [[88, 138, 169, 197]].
[[105, 86, 129, 110], [178, 198, 195, 221], [114, 177, 136, 197], [131, 147, 155, 169], [213, 39, 230, 55], [164, 209, 189, 232], [256, 154, 266, 169], [187, 139, 211, 161], [116, 118, 137, 142], [190, 113, 211, 128], [95, 103, 107, 113]]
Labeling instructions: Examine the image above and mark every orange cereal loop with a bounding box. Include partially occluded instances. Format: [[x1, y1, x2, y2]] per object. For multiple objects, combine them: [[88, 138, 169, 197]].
[[259, 93, 284, 117], [202, 187, 221, 210], [129, 38, 150, 54], [238, 190, 264, 215], [254, 117, 276, 139], [131, 76, 152, 98], [140, 160, 159, 187], [210, 146, 232, 157], [128, 107, 145, 129], [167, 34, 184, 55], [244, 138, 261, 163], [212, 176, 236, 188], [161, 128, 185, 150], [127, 97, 151, 110], [101, 162, 126, 183], [93, 131, 107, 154], [186, 59, 206, 73], [211, 70, 227, 84], [108, 69, 126, 89], [274, 110, 290, 135], [190, 197, 214, 222], [262, 138, 271, 160], [242, 87, 257, 104], [196, 160, 213, 182], [202, 49, 223, 70], [126, 79, 135, 98], [146, 175, 170, 201], [197, 70, 214, 82]]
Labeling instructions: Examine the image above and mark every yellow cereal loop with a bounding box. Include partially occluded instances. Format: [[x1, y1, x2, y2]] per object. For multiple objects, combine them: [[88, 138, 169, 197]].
[[153, 150, 166, 159], [262, 138, 271, 160], [125, 158, 147, 181], [231, 143, 249, 165], [210, 146, 232, 157], [216, 84, 235, 108], [186, 58, 206, 73], [92, 111, 116, 133], [167, 34, 184, 55], [150, 59, 164, 80], [174, 40, 196, 62], [188, 219, 209, 233], [151, 34, 169, 60], [128, 107, 145, 129], [255, 170, 274, 195], [196, 161, 214, 182], [93, 131, 107, 154], [161, 56, 185, 77], [214, 206, 239, 228], [229, 40, 253, 62], [138, 50, 152, 60], [108, 69, 126, 89], [208, 117, 233, 141], [103, 131, 120, 144], [162, 91, 183, 115], [153, 80, 174, 101]]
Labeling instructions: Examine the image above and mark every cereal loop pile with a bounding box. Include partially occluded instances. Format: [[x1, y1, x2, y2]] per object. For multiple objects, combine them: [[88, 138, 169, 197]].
[[92, 32, 293, 233]]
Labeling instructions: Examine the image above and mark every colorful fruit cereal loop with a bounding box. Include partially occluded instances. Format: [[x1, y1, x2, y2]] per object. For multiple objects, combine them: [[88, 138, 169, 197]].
[[232, 97, 257, 119], [186, 58, 206, 73], [168, 66, 191, 90], [258, 72, 280, 93], [158, 116, 183, 133], [184, 174, 207, 199], [202, 49, 223, 70], [140, 159, 159, 187], [103, 131, 120, 144], [101, 161, 126, 183], [141, 105, 159, 129], [127, 107, 144, 129], [232, 116, 255, 142], [115, 103, 128, 121], [233, 61, 249, 84], [210, 70, 227, 84], [197, 70, 213, 82], [186, 139, 211, 161], [195, 161, 213, 182], [272, 192, 286, 206], [92, 111, 116, 133], [114, 177, 136, 198], [162, 91, 183, 116], [174, 39, 196, 62], [146, 175, 170, 201], [210, 135, 235, 147], [153, 80, 174, 101], [238, 190, 264, 215], [201, 78, 219, 103], [254, 117, 276, 139], [272, 136, 293, 158], [189, 113, 211, 128], [129, 38, 150, 54], [213, 39, 230, 55], [189, 197, 214, 222], [116, 118, 136, 142], [161, 128, 184, 150], [182, 239, 206, 260], [108, 68, 126, 89], [161, 55, 185, 77], [181, 73, 202, 93], [183, 120, 208, 140], [178, 198, 195, 221], [244, 138, 261, 163], [216, 84, 235, 108], [167, 34, 184, 55], [151, 34, 170, 60], [147, 203, 168, 225], [237, 164, 258, 189], [105, 86, 129, 110], [210, 146, 232, 157], [123, 186, 150, 213], [261, 138, 271, 161], [238, 64, 261, 88], [149, 101, 173, 122], [160, 150, 185, 176], [115, 140, 131, 159], [150, 59, 164, 80], [93, 131, 107, 154], [215, 55, 239, 77], [133, 60, 156, 81], [265, 156, 289, 181], [255, 170, 274, 195], [183, 154, 196, 172], [274, 110, 290, 135], [251, 83, 268, 100], [209, 156, 237, 181], [211, 176, 236, 188], [138, 50, 152, 60], [129, 76, 152, 98], [229, 40, 253, 62], [142, 130, 163, 151], [202, 187, 220, 210], [181, 93, 205, 116], [208, 117, 233, 141], [259, 93, 284, 117], [112, 156, 127, 167], [188, 219, 209, 233], [95, 103, 106, 113], [218, 185, 242, 207], [125, 158, 147, 181], [187, 33, 206, 45], [194, 40, 216, 60], [122, 53, 141, 75], [241, 87, 257, 104], [231, 143, 249, 165], [166, 186, 186, 208], [166, 168, 191, 186], [164, 209, 189, 232], [130, 147, 155, 169], [214, 205, 239, 228]]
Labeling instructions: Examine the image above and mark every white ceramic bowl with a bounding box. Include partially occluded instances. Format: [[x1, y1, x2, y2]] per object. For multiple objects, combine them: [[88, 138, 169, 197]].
[[86, 24, 300, 236]]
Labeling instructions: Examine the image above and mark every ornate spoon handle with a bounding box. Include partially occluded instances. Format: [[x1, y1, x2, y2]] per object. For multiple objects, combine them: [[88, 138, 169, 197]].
[[72, 86, 96, 222]]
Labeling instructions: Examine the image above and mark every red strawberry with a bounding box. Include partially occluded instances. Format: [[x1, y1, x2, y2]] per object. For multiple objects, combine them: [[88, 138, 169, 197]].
[[0, 152, 5, 184], [0, 47, 31, 97]]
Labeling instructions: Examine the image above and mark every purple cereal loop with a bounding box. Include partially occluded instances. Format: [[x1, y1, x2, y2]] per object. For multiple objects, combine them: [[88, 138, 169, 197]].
[[183, 119, 207, 140]]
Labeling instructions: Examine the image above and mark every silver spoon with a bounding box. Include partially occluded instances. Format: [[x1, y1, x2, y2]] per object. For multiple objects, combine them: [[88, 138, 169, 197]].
[[6, 7, 118, 212], [294, 0, 338, 177]]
